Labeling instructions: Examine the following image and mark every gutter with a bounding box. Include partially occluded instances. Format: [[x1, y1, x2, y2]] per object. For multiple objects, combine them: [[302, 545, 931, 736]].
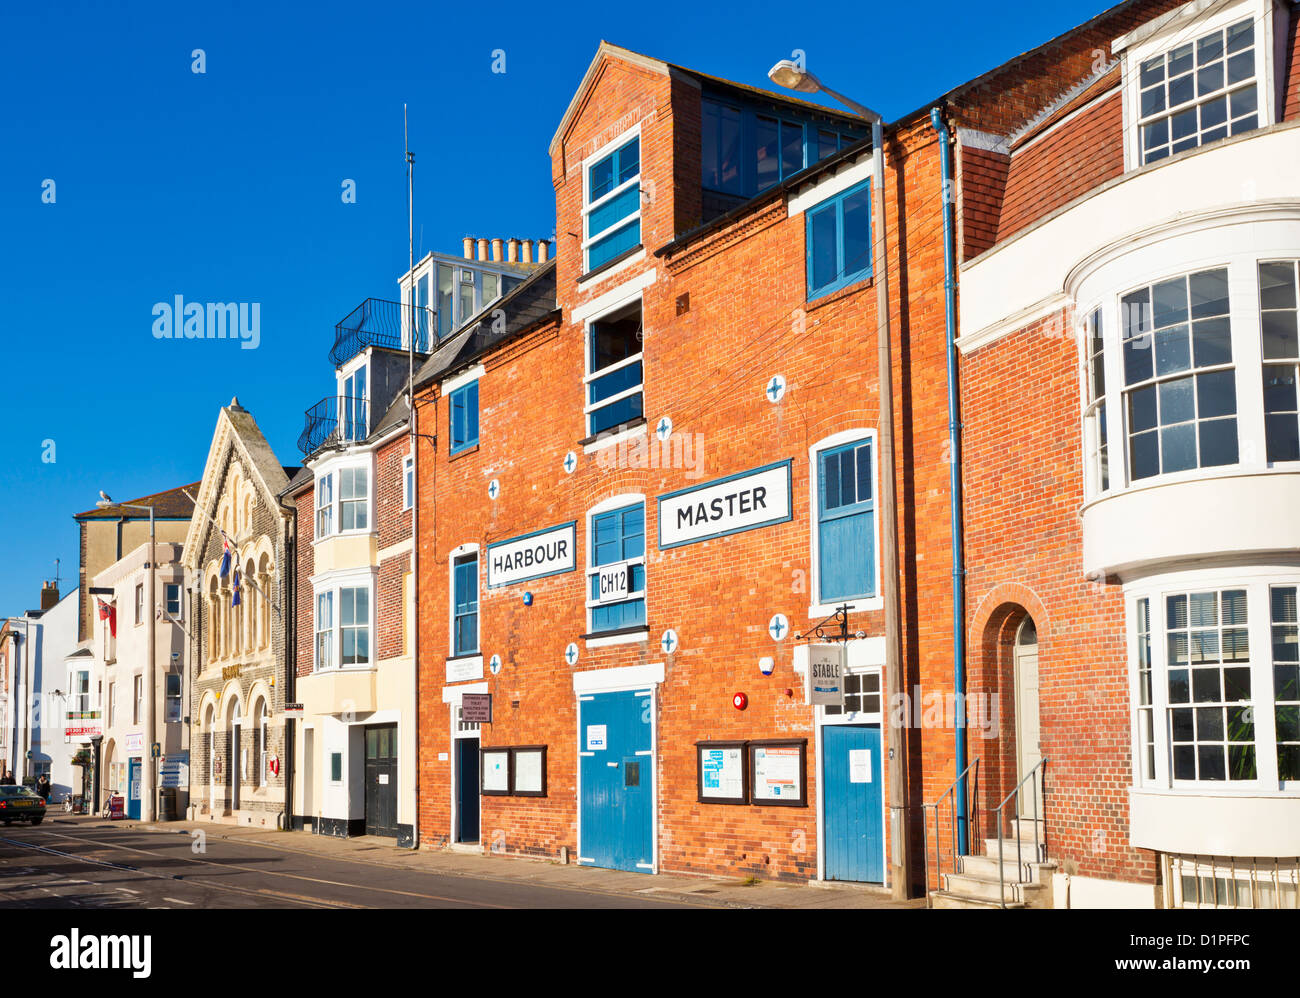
[[930, 106, 968, 854]]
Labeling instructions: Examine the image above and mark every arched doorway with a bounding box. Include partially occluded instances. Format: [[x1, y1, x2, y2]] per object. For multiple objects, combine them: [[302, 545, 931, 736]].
[[203, 703, 216, 815], [1013, 616, 1042, 817]]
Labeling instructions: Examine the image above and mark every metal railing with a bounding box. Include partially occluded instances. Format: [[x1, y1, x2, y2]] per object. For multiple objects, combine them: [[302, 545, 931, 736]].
[[922, 757, 980, 899], [297, 394, 368, 457], [329, 298, 437, 367], [994, 756, 1048, 908], [1167, 853, 1300, 908]]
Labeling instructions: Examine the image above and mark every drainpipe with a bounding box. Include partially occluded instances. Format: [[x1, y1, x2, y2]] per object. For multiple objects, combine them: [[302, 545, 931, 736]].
[[930, 106, 968, 854]]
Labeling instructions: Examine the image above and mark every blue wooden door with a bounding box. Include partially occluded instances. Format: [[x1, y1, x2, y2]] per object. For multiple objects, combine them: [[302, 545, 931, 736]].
[[579, 690, 653, 872], [456, 738, 479, 842], [127, 758, 142, 820], [823, 725, 883, 882]]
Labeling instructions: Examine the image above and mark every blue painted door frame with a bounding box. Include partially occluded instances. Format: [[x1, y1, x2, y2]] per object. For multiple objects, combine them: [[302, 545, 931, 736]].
[[822, 724, 884, 883], [127, 757, 142, 820], [579, 689, 653, 873]]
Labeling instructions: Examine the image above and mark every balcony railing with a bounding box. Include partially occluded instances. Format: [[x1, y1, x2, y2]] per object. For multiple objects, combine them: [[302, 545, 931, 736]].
[[298, 394, 369, 457], [330, 298, 438, 367]]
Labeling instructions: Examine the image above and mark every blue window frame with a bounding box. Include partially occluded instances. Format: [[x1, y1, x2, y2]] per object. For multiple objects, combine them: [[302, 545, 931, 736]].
[[589, 503, 646, 633], [806, 179, 872, 301], [817, 438, 876, 603], [701, 97, 863, 203], [450, 381, 479, 454], [586, 137, 641, 272], [453, 553, 478, 656]]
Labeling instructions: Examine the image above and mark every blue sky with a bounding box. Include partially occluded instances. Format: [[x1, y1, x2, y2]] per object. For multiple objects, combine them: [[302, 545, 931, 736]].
[[0, 0, 1110, 615]]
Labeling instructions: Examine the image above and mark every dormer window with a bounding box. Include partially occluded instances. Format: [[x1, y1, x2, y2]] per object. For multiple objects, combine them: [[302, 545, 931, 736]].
[[341, 363, 368, 443], [1137, 17, 1257, 164]]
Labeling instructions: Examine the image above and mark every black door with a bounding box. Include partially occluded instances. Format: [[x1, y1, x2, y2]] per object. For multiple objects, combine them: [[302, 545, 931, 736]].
[[364, 724, 398, 837], [456, 737, 479, 842]]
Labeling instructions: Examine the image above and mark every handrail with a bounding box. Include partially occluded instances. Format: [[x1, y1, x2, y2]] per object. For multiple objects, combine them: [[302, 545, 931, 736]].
[[994, 756, 1048, 909], [922, 757, 979, 902]]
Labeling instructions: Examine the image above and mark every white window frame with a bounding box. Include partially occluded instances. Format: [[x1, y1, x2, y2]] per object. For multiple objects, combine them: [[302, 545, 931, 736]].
[[337, 354, 370, 446], [584, 494, 649, 646], [316, 472, 335, 539], [1115, 264, 1241, 486], [447, 542, 481, 659], [133, 673, 143, 726], [313, 457, 373, 542], [403, 453, 415, 511], [314, 590, 334, 672], [1116, 0, 1278, 172], [1126, 568, 1300, 794], [164, 582, 183, 620], [135, 583, 144, 626], [582, 293, 645, 447], [581, 123, 643, 275], [807, 429, 883, 619], [310, 569, 376, 672], [1080, 306, 1113, 500]]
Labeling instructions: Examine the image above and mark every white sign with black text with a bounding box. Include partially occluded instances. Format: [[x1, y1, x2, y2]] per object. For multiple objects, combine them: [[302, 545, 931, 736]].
[[658, 461, 792, 549], [596, 561, 631, 604], [486, 522, 577, 588]]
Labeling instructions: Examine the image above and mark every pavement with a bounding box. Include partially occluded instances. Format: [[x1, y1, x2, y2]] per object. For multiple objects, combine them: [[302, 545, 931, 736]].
[[64, 813, 923, 909]]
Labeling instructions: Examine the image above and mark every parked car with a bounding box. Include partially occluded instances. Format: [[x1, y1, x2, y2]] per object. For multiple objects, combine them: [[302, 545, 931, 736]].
[[0, 785, 46, 825]]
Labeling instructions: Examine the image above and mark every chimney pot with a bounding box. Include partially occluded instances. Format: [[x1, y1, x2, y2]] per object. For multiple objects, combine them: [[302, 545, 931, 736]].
[[491, 238, 503, 263], [40, 581, 59, 611], [463, 237, 474, 260], [477, 238, 489, 262], [521, 240, 533, 264], [507, 238, 520, 263], [538, 239, 550, 263]]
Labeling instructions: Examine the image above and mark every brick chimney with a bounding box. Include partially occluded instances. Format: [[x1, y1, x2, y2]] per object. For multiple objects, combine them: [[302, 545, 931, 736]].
[[40, 581, 59, 610]]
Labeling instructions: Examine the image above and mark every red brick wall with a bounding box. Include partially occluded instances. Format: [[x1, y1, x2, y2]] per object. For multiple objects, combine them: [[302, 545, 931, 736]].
[[417, 53, 959, 885], [376, 436, 412, 551], [959, 309, 1156, 887], [293, 484, 314, 679], [996, 90, 1123, 243]]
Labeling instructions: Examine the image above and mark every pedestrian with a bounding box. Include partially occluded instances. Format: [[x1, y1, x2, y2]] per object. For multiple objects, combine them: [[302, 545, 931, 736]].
[[0, 770, 14, 785], [36, 774, 50, 800]]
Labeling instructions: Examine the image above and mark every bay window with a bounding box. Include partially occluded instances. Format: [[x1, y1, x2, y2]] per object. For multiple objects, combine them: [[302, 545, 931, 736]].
[[339, 466, 369, 531], [1261, 261, 1300, 463], [1121, 267, 1237, 480], [339, 586, 369, 666], [314, 591, 333, 671], [1130, 578, 1300, 790], [1084, 307, 1110, 495], [316, 474, 334, 537]]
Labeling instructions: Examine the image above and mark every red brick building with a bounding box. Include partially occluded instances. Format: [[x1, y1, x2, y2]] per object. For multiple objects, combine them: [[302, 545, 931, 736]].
[[406, 0, 1300, 907]]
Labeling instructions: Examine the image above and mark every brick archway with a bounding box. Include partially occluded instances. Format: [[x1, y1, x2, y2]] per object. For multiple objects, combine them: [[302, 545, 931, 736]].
[[968, 583, 1050, 838]]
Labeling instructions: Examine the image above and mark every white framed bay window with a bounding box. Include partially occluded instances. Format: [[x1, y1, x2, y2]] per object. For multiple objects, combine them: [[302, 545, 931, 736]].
[[311, 571, 375, 671], [1128, 569, 1300, 791], [313, 459, 372, 541]]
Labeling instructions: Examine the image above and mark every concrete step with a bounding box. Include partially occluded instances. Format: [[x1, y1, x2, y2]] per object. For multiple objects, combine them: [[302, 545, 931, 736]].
[[943, 871, 1051, 906], [929, 889, 1027, 910], [1011, 816, 1045, 841], [984, 837, 1047, 864], [959, 854, 1056, 885]]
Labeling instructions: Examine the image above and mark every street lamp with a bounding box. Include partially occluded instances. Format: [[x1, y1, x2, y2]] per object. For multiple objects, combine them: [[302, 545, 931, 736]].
[[97, 491, 157, 823], [767, 60, 909, 900]]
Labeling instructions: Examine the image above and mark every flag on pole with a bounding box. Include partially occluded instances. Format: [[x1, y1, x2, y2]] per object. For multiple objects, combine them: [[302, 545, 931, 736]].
[[231, 568, 241, 608], [97, 598, 117, 638], [219, 538, 232, 579]]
